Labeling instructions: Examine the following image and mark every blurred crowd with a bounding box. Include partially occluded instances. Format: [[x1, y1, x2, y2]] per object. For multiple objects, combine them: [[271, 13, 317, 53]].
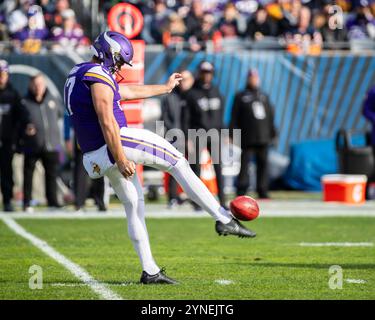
[[0, 0, 89, 53], [1, 0, 375, 55], [102, 0, 375, 54]]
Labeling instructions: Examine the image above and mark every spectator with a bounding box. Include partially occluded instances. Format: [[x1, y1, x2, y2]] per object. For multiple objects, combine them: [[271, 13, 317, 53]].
[[37, 0, 55, 15], [44, 0, 70, 29], [363, 84, 375, 198], [186, 61, 227, 209], [291, 6, 316, 36], [142, 0, 172, 44], [277, 0, 302, 36], [230, 69, 277, 199], [51, 8, 88, 52], [162, 12, 187, 48], [64, 116, 106, 212], [346, 0, 375, 40], [11, 5, 49, 54], [286, 6, 323, 54], [184, 0, 205, 38], [20, 74, 64, 212], [217, 2, 241, 38], [161, 70, 194, 208], [7, 0, 34, 35], [188, 13, 222, 52], [313, 7, 348, 42], [0, 60, 31, 212], [176, 0, 193, 19], [246, 5, 278, 40]]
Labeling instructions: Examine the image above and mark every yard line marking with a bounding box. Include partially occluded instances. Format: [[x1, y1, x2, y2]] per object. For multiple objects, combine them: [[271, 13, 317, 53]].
[[51, 282, 134, 287], [299, 242, 374, 247], [215, 279, 234, 285], [1, 217, 123, 300], [345, 279, 367, 284], [51, 283, 87, 287]]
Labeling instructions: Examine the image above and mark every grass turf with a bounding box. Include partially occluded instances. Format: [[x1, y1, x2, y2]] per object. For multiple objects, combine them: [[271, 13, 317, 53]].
[[0, 217, 374, 300]]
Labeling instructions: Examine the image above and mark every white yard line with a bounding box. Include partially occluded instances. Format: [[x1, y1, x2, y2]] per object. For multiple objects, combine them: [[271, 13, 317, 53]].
[[345, 279, 367, 284], [1, 217, 123, 300], [51, 282, 134, 287], [299, 242, 374, 247], [214, 279, 234, 285]]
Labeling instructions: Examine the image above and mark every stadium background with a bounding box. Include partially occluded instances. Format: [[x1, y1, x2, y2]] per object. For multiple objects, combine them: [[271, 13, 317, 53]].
[[0, 0, 375, 195]]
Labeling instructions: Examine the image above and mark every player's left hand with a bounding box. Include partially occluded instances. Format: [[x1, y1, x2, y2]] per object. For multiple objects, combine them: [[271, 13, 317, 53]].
[[166, 73, 183, 93]]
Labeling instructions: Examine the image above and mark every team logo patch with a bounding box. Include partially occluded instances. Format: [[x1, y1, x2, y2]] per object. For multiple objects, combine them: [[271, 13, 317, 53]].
[[92, 163, 101, 175]]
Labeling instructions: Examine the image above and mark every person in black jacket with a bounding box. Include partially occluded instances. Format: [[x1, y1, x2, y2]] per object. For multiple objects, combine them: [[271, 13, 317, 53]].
[[20, 73, 64, 212], [230, 69, 276, 199], [245, 6, 277, 40], [0, 60, 31, 212], [0, 60, 25, 211], [161, 70, 194, 208], [185, 61, 227, 208]]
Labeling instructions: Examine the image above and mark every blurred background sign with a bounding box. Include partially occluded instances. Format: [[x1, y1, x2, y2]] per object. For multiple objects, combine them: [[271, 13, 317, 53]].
[[107, 3, 144, 39]]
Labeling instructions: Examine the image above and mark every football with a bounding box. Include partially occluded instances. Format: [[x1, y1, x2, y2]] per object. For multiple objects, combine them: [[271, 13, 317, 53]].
[[230, 196, 260, 221]]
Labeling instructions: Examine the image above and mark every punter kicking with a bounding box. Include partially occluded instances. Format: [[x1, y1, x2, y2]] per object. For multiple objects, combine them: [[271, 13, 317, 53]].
[[64, 31, 255, 284]]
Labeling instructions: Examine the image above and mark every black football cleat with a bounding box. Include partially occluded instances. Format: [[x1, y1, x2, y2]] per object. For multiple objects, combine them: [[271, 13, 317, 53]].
[[140, 268, 178, 285], [215, 218, 256, 238]]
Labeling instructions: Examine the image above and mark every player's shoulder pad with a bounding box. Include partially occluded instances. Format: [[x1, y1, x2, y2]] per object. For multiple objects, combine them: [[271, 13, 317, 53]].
[[83, 65, 116, 90]]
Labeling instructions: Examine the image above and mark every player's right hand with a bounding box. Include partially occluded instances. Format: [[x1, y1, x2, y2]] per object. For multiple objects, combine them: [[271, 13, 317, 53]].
[[166, 73, 183, 93], [118, 160, 136, 179]]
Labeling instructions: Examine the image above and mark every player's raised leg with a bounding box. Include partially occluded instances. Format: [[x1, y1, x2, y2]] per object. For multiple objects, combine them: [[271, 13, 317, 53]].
[[118, 126, 256, 238]]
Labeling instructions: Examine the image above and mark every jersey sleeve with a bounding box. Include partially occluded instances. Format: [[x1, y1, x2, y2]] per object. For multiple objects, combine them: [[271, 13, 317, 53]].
[[82, 66, 117, 92]]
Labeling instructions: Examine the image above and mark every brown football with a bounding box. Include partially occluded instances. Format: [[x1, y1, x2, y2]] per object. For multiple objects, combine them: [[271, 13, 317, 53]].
[[230, 196, 260, 221]]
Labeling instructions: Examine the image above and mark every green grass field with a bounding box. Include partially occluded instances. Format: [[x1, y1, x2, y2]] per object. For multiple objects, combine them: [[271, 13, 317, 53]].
[[0, 216, 374, 300]]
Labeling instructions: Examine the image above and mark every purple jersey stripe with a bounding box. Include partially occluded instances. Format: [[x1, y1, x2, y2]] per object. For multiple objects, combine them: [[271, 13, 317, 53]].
[[120, 136, 181, 159], [120, 137, 179, 166]]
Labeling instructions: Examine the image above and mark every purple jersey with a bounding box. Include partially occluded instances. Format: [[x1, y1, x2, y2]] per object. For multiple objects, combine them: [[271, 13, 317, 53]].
[[64, 62, 127, 153]]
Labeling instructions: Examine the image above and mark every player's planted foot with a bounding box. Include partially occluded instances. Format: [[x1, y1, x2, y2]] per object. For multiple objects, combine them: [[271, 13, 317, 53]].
[[140, 268, 178, 285], [215, 218, 256, 238]]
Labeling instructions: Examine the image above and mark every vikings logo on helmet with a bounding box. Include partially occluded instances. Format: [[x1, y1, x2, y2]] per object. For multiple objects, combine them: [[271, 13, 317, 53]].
[[90, 31, 134, 73]]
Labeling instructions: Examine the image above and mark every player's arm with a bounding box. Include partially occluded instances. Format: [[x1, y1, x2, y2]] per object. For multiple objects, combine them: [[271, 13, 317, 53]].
[[91, 83, 136, 178], [119, 73, 183, 100]]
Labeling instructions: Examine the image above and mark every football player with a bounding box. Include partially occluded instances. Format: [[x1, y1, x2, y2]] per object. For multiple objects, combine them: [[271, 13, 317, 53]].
[[64, 31, 256, 284]]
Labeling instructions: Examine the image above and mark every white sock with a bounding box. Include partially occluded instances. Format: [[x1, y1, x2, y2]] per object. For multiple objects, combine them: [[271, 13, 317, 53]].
[[106, 168, 160, 275], [124, 199, 160, 275], [170, 158, 232, 224]]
